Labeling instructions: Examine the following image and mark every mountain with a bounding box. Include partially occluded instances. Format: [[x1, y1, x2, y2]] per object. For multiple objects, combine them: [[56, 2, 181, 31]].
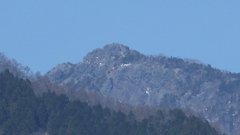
[[47, 44, 240, 135], [0, 69, 221, 135]]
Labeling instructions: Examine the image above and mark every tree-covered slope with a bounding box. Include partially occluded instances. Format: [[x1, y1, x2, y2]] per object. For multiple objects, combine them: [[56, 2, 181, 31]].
[[0, 70, 221, 135], [0, 70, 38, 134]]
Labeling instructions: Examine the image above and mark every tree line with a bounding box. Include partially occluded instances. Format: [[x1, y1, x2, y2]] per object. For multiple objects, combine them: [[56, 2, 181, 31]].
[[0, 69, 223, 135]]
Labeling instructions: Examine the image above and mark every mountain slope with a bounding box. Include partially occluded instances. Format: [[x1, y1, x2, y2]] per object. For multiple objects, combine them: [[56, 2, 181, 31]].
[[0, 70, 220, 135], [47, 44, 240, 135]]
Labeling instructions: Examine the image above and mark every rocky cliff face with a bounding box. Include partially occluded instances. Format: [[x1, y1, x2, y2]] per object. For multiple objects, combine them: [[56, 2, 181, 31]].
[[47, 44, 240, 135]]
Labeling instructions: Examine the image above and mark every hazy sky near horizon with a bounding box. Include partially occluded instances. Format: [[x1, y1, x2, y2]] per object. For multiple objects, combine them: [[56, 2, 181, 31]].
[[1, 1, 240, 74]]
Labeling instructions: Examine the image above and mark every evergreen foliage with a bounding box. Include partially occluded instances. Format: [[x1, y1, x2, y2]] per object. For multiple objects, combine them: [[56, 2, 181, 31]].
[[0, 70, 221, 135]]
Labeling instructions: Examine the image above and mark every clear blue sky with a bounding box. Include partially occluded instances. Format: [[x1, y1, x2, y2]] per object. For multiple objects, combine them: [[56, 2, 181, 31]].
[[1, 1, 239, 74]]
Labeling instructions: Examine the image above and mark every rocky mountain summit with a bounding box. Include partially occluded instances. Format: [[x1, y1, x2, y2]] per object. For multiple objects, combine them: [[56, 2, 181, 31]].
[[47, 44, 240, 135]]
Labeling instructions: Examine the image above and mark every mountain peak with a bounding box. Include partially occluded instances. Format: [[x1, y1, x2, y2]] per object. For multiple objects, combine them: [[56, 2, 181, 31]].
[[103, 43, 130, 52], [83, 43, 143, 64]]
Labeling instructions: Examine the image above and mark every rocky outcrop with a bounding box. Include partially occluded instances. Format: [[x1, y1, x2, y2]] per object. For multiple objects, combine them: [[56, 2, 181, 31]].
[[47, 43, 240, 135]]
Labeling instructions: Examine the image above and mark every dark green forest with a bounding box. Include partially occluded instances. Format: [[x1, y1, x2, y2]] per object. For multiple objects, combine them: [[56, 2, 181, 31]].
[[0, 70, 221, 135]]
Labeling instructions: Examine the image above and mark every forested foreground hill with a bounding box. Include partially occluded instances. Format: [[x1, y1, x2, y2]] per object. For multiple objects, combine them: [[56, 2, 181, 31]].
[[0, 70, 222, 135]]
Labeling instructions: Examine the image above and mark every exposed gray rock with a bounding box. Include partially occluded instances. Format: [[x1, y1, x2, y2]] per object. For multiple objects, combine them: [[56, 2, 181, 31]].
[[46, 43, 240, 135]]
